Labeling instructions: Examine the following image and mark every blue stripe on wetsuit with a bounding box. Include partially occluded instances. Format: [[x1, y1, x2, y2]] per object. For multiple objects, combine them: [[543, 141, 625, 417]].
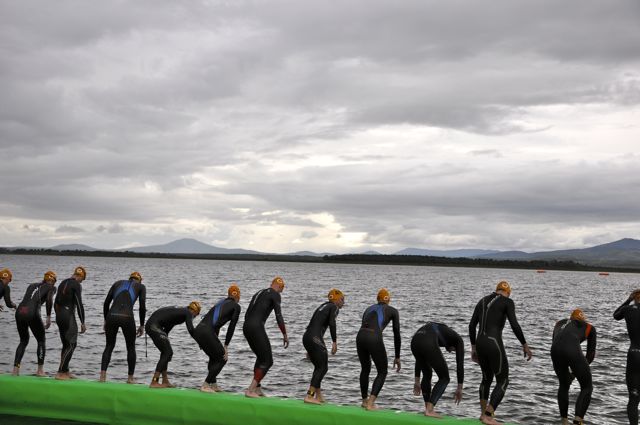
[[113, 280, 136, 303], [211, 298, 224, 326]]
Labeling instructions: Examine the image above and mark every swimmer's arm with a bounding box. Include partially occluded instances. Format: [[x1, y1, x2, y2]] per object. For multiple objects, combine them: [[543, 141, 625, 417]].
[[185, 311, 195, 337], [392, 309, 401, 359], [138, 284, 147, 327], [103, 284, 115, 320], [46, 286, 55, 318], [75, 284, 85, 324], [329, 305, 338, 343], [225, 304, 240, 346], [586, 326, 597, 364], [469, 302, 480, 345], [4, 286, 16, 309], [506, 299, 527, 345], [455, 336, 465, 384], [613, 298, 632, 320]]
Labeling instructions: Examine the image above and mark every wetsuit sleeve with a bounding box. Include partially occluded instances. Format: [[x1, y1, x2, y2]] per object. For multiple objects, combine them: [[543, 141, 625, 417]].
[[455, 336, 464, 384], [392, 308, 401, 358], [506, 299, 527, 345], [613, 298, 632, 320], [74, 284, 85, 324], [46, 286, 56, 317], [139, 284, 147, 327], [469, 301, 480, 345], [225, 304, 241, 346], [273, 292, 286, 335], [185, 310, 195, 336], [414, 361, 420, 378], [329, 304, 338, 343], [552, 320, 563, 341], [4, 286, 16, 309], [586, 326, 597, 364], [103, 284, 115, 319]]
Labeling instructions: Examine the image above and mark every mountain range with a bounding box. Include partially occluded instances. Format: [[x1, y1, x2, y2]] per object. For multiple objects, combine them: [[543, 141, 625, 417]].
[[7, 237, 640, 268]]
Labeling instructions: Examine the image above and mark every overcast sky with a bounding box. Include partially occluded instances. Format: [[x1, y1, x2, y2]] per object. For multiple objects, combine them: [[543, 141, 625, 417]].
[[1, 0, 640, 254]]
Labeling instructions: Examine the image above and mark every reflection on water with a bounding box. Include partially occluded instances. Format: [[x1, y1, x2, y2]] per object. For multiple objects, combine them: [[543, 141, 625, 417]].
[[0, 255, 637, 424]]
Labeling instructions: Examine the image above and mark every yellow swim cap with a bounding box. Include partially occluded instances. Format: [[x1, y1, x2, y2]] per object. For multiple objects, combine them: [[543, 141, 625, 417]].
[[130, 271, 142, 281], [328, 288, 344, 301], [74, 266, 87, 280], [0, 268, 13, 282], [496, 281, 511, 295], [272, 276, 285, 289], [188, 301, 202, 315], [377, 288, 390, 304], [44, 271, 57, 282], [570, 309, 586, 322], [228, 284, 240, 299]]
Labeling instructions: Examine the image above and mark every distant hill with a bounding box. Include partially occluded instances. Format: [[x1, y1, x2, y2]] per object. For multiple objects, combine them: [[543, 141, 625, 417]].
[[478, 238, 640, 267], [125, 238, 262, 255], [50, 243, 100, 251], [287, 250, 336, 257], [395, 248, 501, 258]]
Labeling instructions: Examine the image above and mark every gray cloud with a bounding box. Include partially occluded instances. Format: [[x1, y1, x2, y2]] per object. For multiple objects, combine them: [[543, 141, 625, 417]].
[[1, 1, 640, 252], [55, 225, 85, 234]]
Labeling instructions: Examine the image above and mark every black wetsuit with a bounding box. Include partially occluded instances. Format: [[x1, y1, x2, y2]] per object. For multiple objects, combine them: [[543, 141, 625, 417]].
[[551, 318, 596, 420], [243, 288, 286, 383], [303, 301, 339, 389], [54, 278, 85, 373], [101, 279, 146, 375], [194, 297, 241, 384], [356, 302, 401, 399], [14, 281, 56, 367], [469, 293, 527, 411], [411, 322, 464, 405], [145, 306, 195, 373], [1, 283, 16, 310], [614, 299, 640, 424]]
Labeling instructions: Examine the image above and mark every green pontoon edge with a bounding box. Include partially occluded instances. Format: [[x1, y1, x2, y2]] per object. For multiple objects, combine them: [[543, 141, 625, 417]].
[[0, 375, 513, 424]]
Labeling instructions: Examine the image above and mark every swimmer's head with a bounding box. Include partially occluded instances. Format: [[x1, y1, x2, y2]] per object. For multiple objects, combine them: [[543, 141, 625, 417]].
[[271, 276, 285, 292], [228, 284, 241, 301], [44, 271, 57, 283], [328, 288, 345, 307], [73, 266, 86, 281], [570, 308, 586, 322], [188, 301, 202, 316], [496, 281, 511, 297], [633, 289, 640, 303], [129, 271, 142, 282], [377, 288, 391, 304], [0, 268, 12, 283]]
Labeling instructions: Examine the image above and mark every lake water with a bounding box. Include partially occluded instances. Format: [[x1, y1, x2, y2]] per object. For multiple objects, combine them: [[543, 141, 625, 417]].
[[0, 254, 637, 424]]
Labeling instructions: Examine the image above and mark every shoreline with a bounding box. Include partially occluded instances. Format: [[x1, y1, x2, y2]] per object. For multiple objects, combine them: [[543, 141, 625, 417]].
[[2, 248, 638, 274]]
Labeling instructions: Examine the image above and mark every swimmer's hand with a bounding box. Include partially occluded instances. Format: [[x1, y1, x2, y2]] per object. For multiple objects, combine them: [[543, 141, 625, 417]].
[[413, 377, 421, 396], [523, 343, 533, 361], [223, 345, 229, 362], [45, 316, 51, 329], [136, 325, 144, 337], [454, 384, 463, 405], [471, 345, 479, 364], [283, 334, 289, 349], [393, 357, 401, 372], [331, 341, 338, 355], [80, 323, 86, 334]]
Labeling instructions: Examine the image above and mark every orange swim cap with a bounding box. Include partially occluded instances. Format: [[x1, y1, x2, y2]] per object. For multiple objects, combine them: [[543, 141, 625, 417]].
[[328, 288, 344, 302], [377, 288, 391, 304], [0, 268, 13, 282], [74, 266, 87, 280], [188, 301, 202, 315], [130, 271, 142, 281], [570, 309, 586, 322], [228, 284, 241, 299], [272, 276, 285, 289], [496, 281, 511, 295], [44, 271, 57, 282]]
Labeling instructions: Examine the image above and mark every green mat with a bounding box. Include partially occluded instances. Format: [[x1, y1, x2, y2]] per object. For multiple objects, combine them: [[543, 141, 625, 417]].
[[0, 375, 503, 424]]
